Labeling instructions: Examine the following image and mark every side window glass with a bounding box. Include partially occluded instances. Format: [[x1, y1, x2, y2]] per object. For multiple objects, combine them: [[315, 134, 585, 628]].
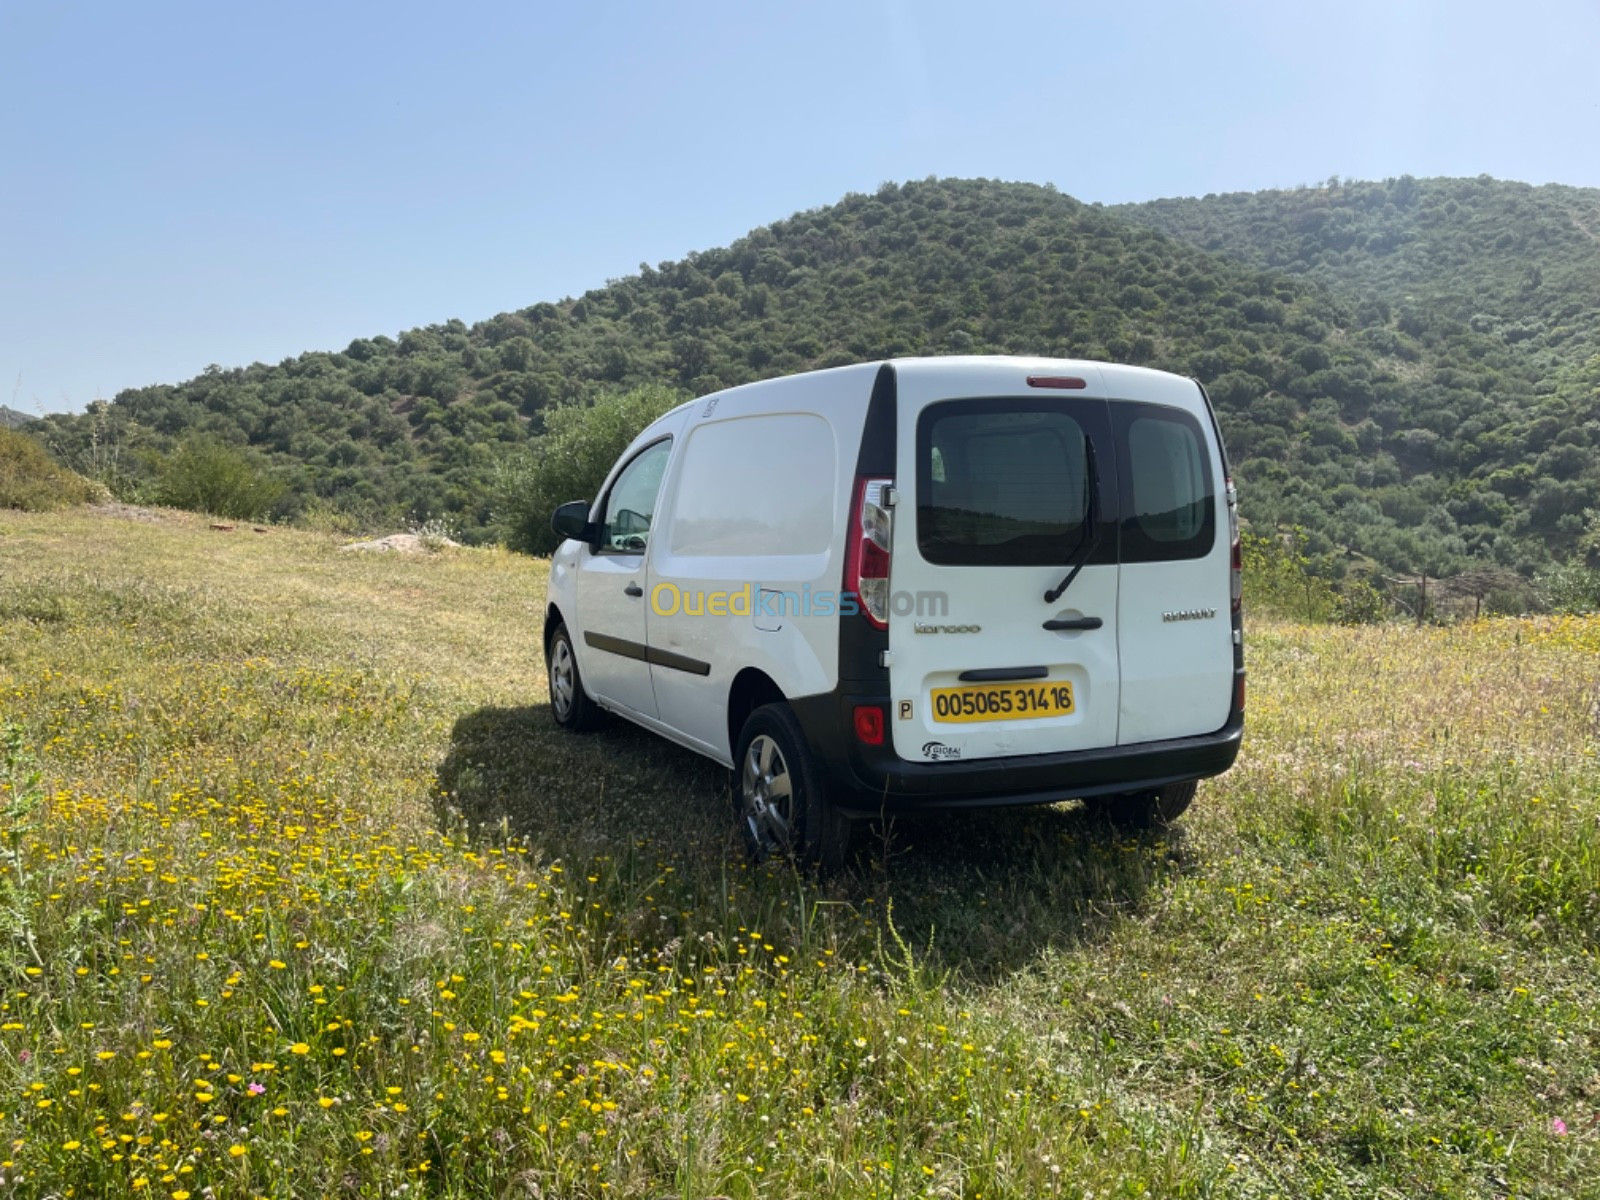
[[600, 439, 671, 553], [1116, 406, 1215, 562], [1128, 417, 1205, 542]]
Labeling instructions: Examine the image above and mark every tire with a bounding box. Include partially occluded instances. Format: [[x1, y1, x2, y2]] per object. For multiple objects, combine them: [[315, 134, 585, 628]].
[[731, 703, 850, 871], [1085, 779, 1197, 829], [547, 623, 601, 732]]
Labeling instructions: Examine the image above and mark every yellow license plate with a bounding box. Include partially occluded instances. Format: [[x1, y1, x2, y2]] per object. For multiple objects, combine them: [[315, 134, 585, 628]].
[[930, 680, 1076, 723]]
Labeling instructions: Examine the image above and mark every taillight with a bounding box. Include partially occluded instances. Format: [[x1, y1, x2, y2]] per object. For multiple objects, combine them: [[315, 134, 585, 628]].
[[853, 705, 884, 745], [844, 476, 894, 629], [1235, 672, 1247, 713], [1026, 375, 1088, 390], [1226, 477, 1242, 614]]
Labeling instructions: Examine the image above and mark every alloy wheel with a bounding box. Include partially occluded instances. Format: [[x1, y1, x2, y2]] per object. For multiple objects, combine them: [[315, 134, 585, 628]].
[[549, 638, 575, 720], [740, 733, 794, 856]]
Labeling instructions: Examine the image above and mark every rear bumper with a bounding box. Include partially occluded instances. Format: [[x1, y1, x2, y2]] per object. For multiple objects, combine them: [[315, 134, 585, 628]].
[[790, 675, 1244, 818]]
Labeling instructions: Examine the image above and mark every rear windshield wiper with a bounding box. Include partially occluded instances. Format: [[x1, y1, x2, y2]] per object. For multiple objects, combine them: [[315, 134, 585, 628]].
[[1043, 438, 1101, 605]]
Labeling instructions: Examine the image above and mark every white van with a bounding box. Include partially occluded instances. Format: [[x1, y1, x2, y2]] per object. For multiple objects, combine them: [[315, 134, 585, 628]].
[[544, 357, 1244, 867]]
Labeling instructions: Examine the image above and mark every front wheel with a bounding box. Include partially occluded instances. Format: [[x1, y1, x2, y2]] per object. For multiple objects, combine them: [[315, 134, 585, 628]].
[[547, 623, 601, 732], [1084, 780, 1197, 829], [732, 703, 850, 871]]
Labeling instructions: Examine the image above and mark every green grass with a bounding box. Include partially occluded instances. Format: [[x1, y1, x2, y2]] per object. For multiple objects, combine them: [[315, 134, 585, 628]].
[[0, 506, 1597, 1198]]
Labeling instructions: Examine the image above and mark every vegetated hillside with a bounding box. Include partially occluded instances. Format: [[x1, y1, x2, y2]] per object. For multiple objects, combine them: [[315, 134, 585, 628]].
[[1117, 175, 1600, 400], [38, 178, 1598, 574], [0, 404, 37, 431]]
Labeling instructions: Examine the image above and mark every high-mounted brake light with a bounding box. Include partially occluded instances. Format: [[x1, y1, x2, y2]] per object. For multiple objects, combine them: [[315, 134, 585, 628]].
[[843, 475, 894, 629], [1026, 375, 1088, 390]]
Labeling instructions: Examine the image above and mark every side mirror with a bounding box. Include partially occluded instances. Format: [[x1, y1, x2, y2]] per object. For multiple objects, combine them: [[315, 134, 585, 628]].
[[551, 500, 594, 544]]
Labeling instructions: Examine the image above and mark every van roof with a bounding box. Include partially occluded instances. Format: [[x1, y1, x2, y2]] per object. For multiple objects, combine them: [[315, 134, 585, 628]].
[[635, 356, 1205, 448], [884, 355, 1193, 389], [885, 356, 1205, 417]]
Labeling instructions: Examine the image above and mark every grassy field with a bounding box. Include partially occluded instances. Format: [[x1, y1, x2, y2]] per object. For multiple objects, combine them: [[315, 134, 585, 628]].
[[1, 507, 1597, 1199]]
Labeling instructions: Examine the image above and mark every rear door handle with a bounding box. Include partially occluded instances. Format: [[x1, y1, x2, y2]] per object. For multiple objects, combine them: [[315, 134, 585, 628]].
[[958, 666, 1049, 683], [624, 583, 643, 597], [1043, 616, 1102, 631]]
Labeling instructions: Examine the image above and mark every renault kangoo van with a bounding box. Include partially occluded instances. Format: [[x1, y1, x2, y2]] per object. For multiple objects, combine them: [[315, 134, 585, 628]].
[[545, 357, 1244, 867]]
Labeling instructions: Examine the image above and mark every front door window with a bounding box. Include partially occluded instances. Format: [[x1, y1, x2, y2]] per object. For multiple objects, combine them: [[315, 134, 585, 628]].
[[599, 439, 672, 553]]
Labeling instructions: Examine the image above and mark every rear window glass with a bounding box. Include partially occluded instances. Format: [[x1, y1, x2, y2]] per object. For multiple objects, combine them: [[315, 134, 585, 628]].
[[917, 402, 1097, 566], [1117, 405, 1215, 562]]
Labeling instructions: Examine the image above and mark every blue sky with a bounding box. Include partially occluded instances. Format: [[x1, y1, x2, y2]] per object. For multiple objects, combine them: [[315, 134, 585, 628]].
[[4, 0, 1598, 414]]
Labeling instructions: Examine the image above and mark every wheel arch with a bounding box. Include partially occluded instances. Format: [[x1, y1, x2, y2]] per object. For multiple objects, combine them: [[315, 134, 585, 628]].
[[544, 604, 566, 658], [726, 667, 787, 757]]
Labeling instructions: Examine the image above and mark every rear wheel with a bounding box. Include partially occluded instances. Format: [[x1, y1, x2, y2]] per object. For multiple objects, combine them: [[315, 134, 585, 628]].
[[1085, 780, 1196, 829], [732, 703, 850, 871], [547, 623, 601, 732]]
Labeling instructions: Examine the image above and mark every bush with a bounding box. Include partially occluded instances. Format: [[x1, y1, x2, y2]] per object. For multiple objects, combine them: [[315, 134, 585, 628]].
[[0, 428, 98, 511], [1330, 578, 1387, 625], [1241, 529, 1341, 622], [493, 384, 682, 555], [1535, 562, 1600, 614], [153, 434, 285, 520], [295, 496, 387, 537]]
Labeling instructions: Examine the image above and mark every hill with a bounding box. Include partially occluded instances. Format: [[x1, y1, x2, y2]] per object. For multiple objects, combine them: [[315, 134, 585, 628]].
[[1117, 175, 1600, 399], [0, 404, 37, 430], [2, 507, 1597, 1194], [38, 178, 1600, 574]]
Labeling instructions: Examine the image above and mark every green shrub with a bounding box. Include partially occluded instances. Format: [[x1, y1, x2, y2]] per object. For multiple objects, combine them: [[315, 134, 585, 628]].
[[46, 398, 147, 502], [1330, 577, 1387, 624], [493, 384, 682, 555], [153, 434, 285, 520], [0, 428, 98, 511], [1241, 528, 1342, 621], [292, 495, 402, 538], [1535, 561, 1600, 614]]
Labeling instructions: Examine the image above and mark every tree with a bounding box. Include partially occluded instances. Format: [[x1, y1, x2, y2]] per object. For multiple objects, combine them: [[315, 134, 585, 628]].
[[492, 385, 682, 555], [154, 435, 284, 520]]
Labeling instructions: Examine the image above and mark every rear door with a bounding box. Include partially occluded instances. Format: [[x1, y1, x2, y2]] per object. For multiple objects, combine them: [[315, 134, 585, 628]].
[[1112, 390, 1234, 742], [887, 365, 1121, 764]]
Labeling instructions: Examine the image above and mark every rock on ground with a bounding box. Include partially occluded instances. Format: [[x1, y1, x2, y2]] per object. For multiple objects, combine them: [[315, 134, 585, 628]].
[[339, 533, 460, 554]]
